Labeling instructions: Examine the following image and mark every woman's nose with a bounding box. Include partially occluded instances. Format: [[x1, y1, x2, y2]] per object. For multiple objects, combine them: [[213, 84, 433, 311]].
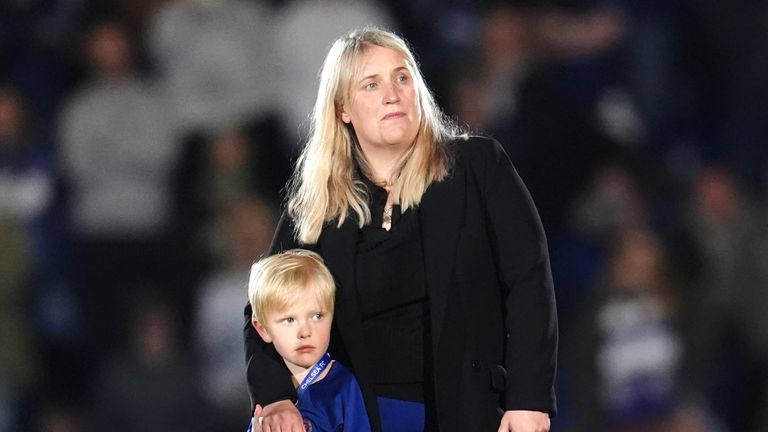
[[383, 82, 400, 103]]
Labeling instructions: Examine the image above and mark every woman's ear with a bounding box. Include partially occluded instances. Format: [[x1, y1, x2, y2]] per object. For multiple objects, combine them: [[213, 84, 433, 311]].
[[336, 101, 351, 124], [252, 319, 273, 343]]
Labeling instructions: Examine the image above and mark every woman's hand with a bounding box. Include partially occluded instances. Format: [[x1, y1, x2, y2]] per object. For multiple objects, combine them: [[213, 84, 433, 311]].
[[253, 400, 305, 432], [498, 410, 550, 432]]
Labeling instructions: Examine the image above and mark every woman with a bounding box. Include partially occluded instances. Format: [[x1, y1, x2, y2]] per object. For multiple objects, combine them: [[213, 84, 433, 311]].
[[243, 27, 557, 432]]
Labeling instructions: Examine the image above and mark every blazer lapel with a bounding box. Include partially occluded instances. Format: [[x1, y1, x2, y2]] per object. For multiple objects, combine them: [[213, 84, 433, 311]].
[[420, 163, 466, 352]]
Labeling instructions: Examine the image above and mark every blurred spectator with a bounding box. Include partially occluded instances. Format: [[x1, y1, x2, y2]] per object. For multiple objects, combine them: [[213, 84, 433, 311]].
[[675, 0, 768, 195], [0, 84, 79, 416], [205, 127, 260, 205], [556, 160, 650, 312], [196, 123, 288, 209], [0, 217, 38, 432], [570, 225, 719, 432], [549, 160, 651, 427], [614, 0, 683, 151], [194, 196, 276, 430], [272, 0, 395, 147], [446, 1, 630, 237], [170, 121, 291, 293], [684, 164, 768, 431], [0, 84, 73, 338], [0, 0, 84, 129], [146, 0, 277, 136], [686, 166, 756, 330], [0, 86, 61, 276], [31, 401, 84, 432], [570, 161, 650, 242], [174, 125, 264, 241], [444, 2, 534, 139], [88, 295, 213, 432], [57, 21, 179, 365], [0, 84, 67, 430]]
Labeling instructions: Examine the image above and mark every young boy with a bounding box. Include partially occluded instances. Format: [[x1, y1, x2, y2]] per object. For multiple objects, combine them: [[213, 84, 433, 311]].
[[246, 249, 371, 432]]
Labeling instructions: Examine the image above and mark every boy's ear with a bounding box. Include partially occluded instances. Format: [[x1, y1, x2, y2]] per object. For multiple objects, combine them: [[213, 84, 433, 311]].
[[252, 319, 273, 343]]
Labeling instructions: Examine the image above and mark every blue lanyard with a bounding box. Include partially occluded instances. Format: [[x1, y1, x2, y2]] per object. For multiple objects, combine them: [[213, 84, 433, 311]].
[[296, 352, 332, 398]]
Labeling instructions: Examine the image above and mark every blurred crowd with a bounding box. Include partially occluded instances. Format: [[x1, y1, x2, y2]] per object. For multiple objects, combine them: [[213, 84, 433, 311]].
[[1, 0, 767, 431]]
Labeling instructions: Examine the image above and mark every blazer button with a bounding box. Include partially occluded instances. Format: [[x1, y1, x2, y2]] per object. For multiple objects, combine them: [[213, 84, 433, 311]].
[[471, 361, 481, 371]]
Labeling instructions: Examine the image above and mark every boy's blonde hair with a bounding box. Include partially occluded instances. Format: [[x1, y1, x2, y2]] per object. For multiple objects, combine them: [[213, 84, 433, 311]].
[[248, 249, 335, 323]]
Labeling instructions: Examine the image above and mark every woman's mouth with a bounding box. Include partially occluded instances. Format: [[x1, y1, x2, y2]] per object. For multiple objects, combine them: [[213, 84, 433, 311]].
[[382, 112, 405, 120]]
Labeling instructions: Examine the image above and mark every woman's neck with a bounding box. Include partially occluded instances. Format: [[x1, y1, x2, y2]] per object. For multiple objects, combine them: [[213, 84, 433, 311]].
[[360, 143, 410, 185]]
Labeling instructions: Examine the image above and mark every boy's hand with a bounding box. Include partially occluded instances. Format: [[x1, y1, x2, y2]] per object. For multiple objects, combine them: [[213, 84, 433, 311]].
[[253, 400, 305, 432], [498, 410, 550, 432]]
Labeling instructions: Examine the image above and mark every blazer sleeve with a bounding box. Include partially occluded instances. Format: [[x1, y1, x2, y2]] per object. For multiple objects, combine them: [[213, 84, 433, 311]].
[[476, 138, 558, 414], [243, 212, 304, 408]]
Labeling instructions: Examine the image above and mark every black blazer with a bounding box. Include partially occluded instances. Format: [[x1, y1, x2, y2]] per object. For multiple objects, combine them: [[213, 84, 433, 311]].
[[243, 136, 558, 431]]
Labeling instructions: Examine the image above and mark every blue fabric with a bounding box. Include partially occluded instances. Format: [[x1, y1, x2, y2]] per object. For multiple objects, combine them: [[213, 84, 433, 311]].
[[296, 361, 371, 432], [377, 397, 425, 432], [246, 361, 370, 432]]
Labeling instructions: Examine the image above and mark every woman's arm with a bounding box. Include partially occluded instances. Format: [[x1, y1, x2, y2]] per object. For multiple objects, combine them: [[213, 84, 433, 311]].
[[476, 138, 558, 415], [242, 213, 303, 406], [244, 213, 324, 429]]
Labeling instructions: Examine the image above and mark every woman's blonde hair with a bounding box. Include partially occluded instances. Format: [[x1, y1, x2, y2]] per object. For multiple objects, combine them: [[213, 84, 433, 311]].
[[287, 27, 463, 244], [248, 249, 335, 323]]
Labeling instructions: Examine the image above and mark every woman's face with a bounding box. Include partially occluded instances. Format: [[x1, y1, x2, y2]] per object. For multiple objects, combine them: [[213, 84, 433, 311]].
[[339, 46, 421, 154]]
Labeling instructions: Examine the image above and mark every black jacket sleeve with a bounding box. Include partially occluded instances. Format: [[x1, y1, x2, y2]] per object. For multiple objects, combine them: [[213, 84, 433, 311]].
[[476, 138, 558, 414], [243, 212, 304, 409]]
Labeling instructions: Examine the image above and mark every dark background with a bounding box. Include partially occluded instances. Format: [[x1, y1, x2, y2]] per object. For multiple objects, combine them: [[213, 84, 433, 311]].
[[1, 0, 767, 431]]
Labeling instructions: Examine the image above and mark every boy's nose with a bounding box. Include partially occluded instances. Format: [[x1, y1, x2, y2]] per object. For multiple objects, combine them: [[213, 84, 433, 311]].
[[298, 324, 311, 339]]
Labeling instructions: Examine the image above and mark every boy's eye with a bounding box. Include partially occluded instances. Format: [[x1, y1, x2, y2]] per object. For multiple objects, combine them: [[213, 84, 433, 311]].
[[282, 317, 295, 324], [312, 313, 325, 321]]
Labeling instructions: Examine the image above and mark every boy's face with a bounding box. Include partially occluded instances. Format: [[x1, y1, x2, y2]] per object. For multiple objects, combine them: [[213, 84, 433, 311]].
[[253, 291, 332, 375]]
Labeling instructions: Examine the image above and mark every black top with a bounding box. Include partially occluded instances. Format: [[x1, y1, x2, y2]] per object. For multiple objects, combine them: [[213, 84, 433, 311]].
[[355, 176, 430, 402]]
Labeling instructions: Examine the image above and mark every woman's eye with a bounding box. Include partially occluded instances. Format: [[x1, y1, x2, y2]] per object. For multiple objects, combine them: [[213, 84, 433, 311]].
[[397, 74, 409, 83], [364, 82, 377, 91]]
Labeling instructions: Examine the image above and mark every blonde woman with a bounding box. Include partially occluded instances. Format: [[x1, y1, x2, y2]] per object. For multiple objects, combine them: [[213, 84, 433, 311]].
[[243, 27, 558, 432]]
